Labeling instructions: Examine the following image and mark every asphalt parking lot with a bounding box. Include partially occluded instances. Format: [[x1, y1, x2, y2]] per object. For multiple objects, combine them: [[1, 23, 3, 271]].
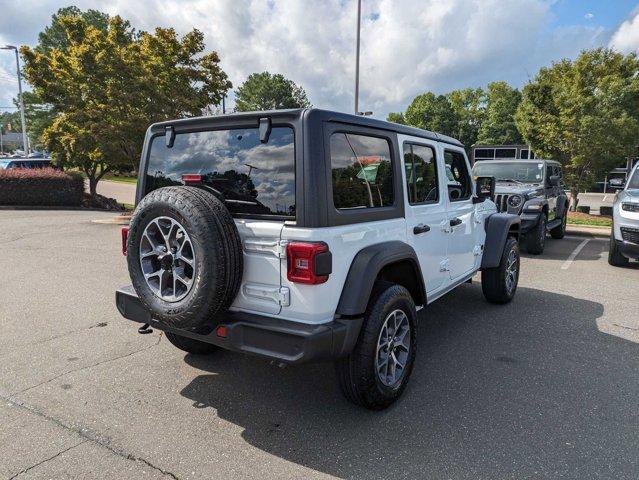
[[1, 210, 638, 480]]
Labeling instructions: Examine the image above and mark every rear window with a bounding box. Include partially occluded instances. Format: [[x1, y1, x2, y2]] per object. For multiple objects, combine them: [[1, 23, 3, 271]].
[[145, 126, 295, 217]]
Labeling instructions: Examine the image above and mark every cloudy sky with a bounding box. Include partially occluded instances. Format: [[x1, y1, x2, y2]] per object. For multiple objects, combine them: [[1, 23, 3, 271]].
[[1, 0, 638, 120]]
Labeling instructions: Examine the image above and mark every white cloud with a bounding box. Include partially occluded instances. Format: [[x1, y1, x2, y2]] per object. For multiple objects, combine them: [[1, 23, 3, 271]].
[[585, 13, 594, 20], [610, 9, 639, 53], [0, 0, 621, 120]]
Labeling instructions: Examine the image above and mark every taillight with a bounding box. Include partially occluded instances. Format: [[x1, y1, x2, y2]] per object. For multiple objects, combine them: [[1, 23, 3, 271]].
[[182, 173, 202, 185], [121, 227, 129, 256], [286, 242, 332, 284]]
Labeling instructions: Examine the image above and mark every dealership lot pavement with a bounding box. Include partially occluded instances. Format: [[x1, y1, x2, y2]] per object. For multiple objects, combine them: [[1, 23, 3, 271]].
[[1, 210, 638, 480]]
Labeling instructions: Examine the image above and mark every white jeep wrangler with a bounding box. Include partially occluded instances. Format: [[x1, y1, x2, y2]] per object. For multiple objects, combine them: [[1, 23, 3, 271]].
[[116, 109, 521, 409]]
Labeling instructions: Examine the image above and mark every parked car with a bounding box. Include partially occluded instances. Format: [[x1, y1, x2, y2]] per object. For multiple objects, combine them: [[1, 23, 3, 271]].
[[116, 109, 521, 409], [472, 159, 568, 254], [609, 162, 639, 266], [0, 158, 52, 169]]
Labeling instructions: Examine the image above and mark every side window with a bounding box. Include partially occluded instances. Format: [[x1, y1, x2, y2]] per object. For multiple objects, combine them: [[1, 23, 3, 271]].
[[330, 133, 394, 209], [403, 143, 438, 204], [444, 150, 472, 201]]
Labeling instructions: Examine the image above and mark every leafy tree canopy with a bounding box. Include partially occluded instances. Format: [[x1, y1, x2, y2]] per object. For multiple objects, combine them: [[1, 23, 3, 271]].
[[515, 48, 639, 207], [234, 72, 311, 112], [404, 92, 458, 135], [21, 13, 231, 195], [477, 81, 523, 145], [36, 6, 115, 53], [386, 112, 406, 124]]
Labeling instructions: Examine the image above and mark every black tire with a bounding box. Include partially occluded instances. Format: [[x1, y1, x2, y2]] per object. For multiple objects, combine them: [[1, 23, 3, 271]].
[[482, 236, 520, 304], [608, 229, 628, 266], [525, 214, 546, 254], [550, 211, 567, 239], [127, 186, 243, 332], [164, 331, 220, 355], [335, 283, 417, 410]]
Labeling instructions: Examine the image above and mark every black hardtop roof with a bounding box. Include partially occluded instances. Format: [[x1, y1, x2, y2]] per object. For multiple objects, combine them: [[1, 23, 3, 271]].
[[149, 108, 464, 147]]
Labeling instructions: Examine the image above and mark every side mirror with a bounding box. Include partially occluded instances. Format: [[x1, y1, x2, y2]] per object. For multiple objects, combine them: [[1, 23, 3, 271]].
[[473, 176, 495, 204], [549, 175, 560, 187]]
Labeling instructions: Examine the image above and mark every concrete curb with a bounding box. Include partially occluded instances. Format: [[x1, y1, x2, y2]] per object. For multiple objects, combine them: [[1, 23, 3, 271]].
[[566, 224, 611, 238], [0, 205, 128, 213], [92, 214, 132, 225]]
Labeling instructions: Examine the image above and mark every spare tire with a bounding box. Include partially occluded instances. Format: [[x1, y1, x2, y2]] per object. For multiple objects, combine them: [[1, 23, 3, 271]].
[[127, 186, 243, 332]]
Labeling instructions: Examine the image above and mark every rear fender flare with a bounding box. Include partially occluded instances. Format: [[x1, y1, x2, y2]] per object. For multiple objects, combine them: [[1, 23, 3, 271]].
[[336, 241, 426, 316]]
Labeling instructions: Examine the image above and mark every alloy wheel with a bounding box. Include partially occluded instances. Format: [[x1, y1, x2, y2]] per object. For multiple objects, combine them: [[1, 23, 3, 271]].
[[376, 309, 411, 387], [139, 216, 195, 302]]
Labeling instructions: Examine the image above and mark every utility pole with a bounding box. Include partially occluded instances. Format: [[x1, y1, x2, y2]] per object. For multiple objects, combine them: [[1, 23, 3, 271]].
[[1, 45, 28, 155], [354, 0, 361, 114]]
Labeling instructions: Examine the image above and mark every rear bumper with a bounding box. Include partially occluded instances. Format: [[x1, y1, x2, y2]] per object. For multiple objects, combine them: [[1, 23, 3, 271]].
[[116, 286, 362, 364]]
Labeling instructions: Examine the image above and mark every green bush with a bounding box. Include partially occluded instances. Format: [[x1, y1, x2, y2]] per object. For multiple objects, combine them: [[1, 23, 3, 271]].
[[0, 167, 84, 206]]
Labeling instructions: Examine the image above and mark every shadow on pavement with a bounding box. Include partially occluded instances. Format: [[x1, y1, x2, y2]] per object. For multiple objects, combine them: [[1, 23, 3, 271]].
[[520, 236, 605, 263], [180, 285, 639, 479]]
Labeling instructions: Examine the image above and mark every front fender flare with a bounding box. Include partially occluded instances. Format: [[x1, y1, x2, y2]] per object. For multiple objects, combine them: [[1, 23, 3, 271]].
[[481, 213, 521, 269], [336, 241, 425, 316]]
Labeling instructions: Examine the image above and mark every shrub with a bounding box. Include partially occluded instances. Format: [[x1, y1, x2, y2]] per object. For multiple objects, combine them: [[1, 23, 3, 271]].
[[600, 206, 613, 216], [576, 205, 591, 214], [0, 167, 84, 206]]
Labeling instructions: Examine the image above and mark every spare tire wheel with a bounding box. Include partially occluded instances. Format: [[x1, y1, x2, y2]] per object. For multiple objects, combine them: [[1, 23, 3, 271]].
[[127, 186, 243, 332]]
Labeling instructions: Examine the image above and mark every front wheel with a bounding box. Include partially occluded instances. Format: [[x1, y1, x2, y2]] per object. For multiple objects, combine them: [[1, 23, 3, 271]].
[[608, 230, 628, 267], [482, 236, 520, 304], [335, 283, 417, 410]]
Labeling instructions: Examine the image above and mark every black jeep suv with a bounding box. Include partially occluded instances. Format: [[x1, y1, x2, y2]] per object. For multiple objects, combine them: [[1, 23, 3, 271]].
[[472, 159, 568, 254]]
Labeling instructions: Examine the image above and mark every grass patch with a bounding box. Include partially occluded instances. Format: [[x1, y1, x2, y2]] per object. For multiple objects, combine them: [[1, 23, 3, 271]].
[[567, 211, 612, 227], [103, 175, 137, 184]]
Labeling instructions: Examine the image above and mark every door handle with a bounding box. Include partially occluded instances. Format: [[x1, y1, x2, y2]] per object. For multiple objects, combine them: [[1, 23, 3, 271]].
[[413, 224, 431, 235], [449, 218, 462, 227]]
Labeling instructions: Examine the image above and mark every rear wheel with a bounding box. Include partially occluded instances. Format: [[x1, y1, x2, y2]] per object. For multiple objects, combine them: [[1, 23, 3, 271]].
[[608, 229, 628, 266], [550, 211, 567, 239], [164, 331, 219, 355], [525, 214, 546, 254], [482, 236, 520, 304], [335, 283, 417, 410]]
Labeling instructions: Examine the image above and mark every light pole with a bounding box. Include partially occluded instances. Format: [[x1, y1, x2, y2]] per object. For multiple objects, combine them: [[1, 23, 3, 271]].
[[1, 45, 29, 155], [354, 0, 361, 114]]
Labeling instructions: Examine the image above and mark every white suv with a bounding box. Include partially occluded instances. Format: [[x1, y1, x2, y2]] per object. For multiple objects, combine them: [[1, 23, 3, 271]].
[[116, 109, 521, 409], [609, 162, 639, 266]]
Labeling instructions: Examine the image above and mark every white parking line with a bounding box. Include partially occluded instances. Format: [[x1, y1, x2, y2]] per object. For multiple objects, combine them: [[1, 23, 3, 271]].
[[561, 239, 591, 270]]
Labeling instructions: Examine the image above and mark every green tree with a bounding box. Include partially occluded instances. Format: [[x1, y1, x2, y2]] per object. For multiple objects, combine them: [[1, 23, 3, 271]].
[[386, 112, 406, 124], [516, 48, 639, 209], [478, 81, 523, 145], [21, 6, 127, 151], [404, 92, 458, 135], [234, 72, 311, 111], [36, 6, 114, 53], [21, 14, 231, 196], [446, 87, 485, 149]]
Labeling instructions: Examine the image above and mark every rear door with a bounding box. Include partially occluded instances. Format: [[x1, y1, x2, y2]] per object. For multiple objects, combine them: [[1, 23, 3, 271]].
[[400, 137, 450, 294], [143, 124, 296, 316]]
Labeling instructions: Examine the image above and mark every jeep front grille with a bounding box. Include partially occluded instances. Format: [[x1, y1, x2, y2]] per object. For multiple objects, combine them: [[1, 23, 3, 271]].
[[494, 194, 510, 212], [621, 227, 639, 244]]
